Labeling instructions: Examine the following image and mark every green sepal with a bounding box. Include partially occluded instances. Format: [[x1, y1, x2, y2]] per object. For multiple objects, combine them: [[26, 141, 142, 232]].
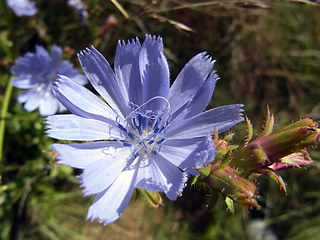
[[198, 167, 211, 177], [228, 144, 239, 151], [139, 189, 162, 208], [260, 106, 274, 137], [245, 116, 253, 144], [224, 132, 234, 142], [218, 151, 231, 168], [225, 196, 235, 214]]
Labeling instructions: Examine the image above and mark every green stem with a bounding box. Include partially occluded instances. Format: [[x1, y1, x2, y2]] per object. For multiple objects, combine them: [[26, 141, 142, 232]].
[[0, 81, 13, 181]]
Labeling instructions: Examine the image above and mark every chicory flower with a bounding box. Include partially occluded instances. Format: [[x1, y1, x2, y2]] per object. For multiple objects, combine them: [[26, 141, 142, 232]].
[[11, 45, 87, 116], [46, 35, 244, 224], [6, 0, 37, 16], [67, 0, 88, 23]]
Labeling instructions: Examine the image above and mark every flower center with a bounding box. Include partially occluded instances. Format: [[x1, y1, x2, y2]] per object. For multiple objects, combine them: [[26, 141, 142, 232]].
[[118, 97, 170, 157], [42, 67, 58, 84]]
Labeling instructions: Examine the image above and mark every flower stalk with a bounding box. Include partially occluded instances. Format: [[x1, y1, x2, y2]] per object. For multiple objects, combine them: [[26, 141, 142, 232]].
[[0, 81, 13, 182]]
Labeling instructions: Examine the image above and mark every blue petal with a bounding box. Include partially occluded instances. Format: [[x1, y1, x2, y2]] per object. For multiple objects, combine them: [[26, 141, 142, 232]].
[[168, 52, 216, 115], [166, 104, 244, 139], [11, 75, 40, 89], [135, 155, 188, 200], [52, 141, 124, 169], [167, 137, 216, 175], [135, 156, 169, 193], [45, 114, 122, 141], [39, 94, 59, 116], [70, 73, 87, 85], [6, 0, 37, 16], [160, 137, 216, 174], [19, 87, 43, 112], [86, 166, 138, 225], [16, 89, 33, 104], [19, 83, 52, 114], [57, 60, 88, 85], [171, 71, 218, 122], [78, 46, 130, 118], [35, 45, 51, 72], [57, 60, 76, 76], [185, 137, 217, 170], [58, 102, 67, 113], [139, 35, 170, 110], [52, 75, 118, 124], [50, 44, 63, 69], [115, 38, 142, 106], [11, 52, 43, 75], [24, 96, 40, 112], [81, 147, 133, 196]]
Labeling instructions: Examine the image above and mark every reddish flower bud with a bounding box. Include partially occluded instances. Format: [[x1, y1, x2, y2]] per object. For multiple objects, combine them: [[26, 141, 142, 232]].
[[204, 162, 259, 208], [247, 119, 319, 169]]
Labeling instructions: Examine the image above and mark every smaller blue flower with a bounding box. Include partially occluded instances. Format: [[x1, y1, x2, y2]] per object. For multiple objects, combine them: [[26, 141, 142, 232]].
[[6, 0, 37, 16], [67, 0, 88, 23], [11, 45, 87, 116]]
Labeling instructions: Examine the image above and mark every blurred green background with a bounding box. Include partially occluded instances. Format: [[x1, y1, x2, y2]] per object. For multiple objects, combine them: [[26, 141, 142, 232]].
[[1, 0, 320, 239]]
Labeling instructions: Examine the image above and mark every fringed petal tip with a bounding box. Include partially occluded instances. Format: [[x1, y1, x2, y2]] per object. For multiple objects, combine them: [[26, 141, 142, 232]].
[[52, 75, 76, 89], [194, 137, 218, 168], [145, 34, 163, 42], [77, 45, 96, 58], [201, 51, 216, 65], [237, 104, 245, 117], [195, 51, 216, 66], [117, 37, 141, 47], [167, 171, 189, 200], [49, 144, 64, 164], [230, 104, 245, 115], [43, 115, 61, 128], [55, 74, 67, 83], [143, 34, 164, 50], [212, 72, 220, 82], [85, 215, 110, 226], [81, 188, 92, 198], [43, 117, 51, 128]]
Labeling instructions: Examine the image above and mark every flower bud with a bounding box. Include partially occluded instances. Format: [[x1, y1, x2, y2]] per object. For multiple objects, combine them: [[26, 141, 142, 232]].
[[204, 162, 259, 208], [247, 119, 319, 169]]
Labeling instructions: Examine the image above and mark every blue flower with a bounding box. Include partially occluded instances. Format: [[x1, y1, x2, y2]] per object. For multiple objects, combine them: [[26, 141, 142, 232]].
[[6, 0, 37, 16], [45, 35, 244, 224], [67, 0, 88, 23], [11, 45, 87, 116]]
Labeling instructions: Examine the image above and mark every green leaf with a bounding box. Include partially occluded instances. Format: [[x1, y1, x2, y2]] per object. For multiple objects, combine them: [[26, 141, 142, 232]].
[[190, 175, 200, 185], [225, 196, 235, 215], [199, 167, 211, 177], [0, 185, 8, 193]]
